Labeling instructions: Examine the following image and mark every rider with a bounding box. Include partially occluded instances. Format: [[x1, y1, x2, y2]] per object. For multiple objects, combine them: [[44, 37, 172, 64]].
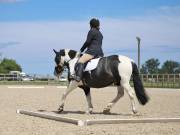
[[74, 18, 104, 82]]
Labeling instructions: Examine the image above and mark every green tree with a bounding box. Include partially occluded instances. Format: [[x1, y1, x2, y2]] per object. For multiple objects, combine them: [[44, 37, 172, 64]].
[[0, 58, 22, 73], [141, 58, 160, 74], [160, 60, 180, 74], [140, 64, 148, 74]]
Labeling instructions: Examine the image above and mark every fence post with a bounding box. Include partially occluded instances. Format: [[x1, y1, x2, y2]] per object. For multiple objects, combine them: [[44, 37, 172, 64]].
[[179, 74, 180, 88], [173, 74, 175, 88], [146, 74, 148, 87], [47, 74, 49, 85], [168, 74, 170, 88], [157, 74, 158, 83], [152, 74, 153, 87], [162, 74, 164, 87]]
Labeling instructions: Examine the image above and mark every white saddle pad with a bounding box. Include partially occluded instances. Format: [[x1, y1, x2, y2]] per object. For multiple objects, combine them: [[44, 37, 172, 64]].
[[84, 58, 101, 71]]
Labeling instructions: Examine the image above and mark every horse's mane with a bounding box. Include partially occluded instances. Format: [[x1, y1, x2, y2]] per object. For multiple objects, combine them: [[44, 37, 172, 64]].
[[63, 49, 80, 59]]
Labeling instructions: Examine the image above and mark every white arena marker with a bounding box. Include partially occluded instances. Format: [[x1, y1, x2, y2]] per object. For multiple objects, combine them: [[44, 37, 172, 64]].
[[57, 86, 67, 89], [17, 109, 180, 126], [17, 109, 80, 125], [85, 118, 180, 126], [8, 86, 45, 89]]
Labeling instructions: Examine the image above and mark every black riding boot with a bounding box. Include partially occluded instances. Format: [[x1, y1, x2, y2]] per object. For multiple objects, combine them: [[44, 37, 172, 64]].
[[74, 63, 84, 82]]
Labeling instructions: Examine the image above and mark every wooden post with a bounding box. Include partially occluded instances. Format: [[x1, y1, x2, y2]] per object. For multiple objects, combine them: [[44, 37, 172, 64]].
[[17, 109, 80, 125], [136, 37, 141, 73]]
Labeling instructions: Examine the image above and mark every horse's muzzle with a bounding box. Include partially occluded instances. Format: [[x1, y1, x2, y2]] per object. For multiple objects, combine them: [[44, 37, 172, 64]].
[[54, 65, 64, 77]]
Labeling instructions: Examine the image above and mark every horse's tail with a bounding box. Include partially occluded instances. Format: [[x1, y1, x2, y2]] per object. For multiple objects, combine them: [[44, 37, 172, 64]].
[[131, 62, 149, 105]]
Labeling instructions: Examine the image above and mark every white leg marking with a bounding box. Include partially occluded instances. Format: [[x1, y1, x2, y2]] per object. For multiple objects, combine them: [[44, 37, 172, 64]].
[[122, 82, 137, 114], [59, 81, 78, 109]]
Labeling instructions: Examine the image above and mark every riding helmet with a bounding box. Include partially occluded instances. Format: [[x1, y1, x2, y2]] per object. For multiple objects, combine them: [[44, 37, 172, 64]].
[[90, 18, 100, 28]]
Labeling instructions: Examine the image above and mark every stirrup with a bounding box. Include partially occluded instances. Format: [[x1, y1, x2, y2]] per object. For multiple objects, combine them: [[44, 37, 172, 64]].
[[69, 74, 75, 79], [70, 74, 81, 82]]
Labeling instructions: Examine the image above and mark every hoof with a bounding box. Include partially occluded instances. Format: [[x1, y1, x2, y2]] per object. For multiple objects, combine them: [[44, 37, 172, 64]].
[[132, 110, 138, 114], [86, 108, 93, 114], [58, 106, 64, 113], [103, 108, 111, 114]]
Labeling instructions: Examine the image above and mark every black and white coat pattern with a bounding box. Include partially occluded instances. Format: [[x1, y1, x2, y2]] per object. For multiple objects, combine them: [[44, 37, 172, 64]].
[[54, 49, 149, 114]]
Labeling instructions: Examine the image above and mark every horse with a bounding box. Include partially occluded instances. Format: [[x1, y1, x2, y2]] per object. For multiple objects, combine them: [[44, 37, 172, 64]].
[[53, 49, 149, 114]]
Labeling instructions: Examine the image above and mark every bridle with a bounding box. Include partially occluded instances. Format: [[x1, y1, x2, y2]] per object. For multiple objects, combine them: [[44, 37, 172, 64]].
[[55, 51, 81, 75]]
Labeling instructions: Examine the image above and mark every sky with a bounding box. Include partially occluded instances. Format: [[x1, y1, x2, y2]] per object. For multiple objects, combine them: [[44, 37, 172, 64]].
[[0, 0, 180, 75]]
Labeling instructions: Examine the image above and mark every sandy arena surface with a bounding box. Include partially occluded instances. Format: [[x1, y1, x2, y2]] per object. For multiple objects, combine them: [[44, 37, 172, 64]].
[[0, 85, 180, 135]]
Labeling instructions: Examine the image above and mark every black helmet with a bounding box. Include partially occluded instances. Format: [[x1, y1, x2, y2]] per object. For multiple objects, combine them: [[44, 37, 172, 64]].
[[90, 18, 100, 28]]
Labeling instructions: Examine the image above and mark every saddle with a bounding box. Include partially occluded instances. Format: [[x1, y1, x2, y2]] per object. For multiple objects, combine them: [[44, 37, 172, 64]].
[[75, 57, 101, 72], [84, 57, 101, 71]]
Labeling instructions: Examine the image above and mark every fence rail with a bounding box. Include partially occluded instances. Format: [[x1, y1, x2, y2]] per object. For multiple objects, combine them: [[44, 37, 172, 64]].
[[140, 74, 180, 88], [0, 73, 180, 88]]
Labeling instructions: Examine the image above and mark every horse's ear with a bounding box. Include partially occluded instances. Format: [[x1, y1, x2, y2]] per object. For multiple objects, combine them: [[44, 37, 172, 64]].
[[59, 49, 65, 56], [53, 49, 58, 54]]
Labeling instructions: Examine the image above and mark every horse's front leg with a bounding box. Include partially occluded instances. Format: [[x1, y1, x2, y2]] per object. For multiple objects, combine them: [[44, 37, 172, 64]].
[[58, 81, 78, 112], [86, 93, 93, 114]]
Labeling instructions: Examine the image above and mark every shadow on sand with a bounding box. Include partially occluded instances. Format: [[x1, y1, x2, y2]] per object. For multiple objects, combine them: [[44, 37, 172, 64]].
[[37, 109, 141, 116]]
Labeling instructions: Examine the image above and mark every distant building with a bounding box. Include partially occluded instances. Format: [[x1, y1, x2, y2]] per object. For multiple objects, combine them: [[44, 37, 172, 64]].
[[9, 71, 21, 75]]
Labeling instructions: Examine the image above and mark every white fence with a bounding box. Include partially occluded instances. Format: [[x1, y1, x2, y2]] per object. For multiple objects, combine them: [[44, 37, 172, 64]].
[[0, 73, 180, 88]]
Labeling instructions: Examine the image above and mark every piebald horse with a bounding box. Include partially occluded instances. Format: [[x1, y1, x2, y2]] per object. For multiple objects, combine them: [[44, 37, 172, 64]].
[[53, 49, 149, 114]]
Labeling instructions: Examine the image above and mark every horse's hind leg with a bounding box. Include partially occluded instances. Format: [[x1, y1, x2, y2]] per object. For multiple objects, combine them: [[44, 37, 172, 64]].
[[58, 80, 78, 112], [103, 86, 124, 114], [82, 86, 93, 114], [121, 82, 137, 114]]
